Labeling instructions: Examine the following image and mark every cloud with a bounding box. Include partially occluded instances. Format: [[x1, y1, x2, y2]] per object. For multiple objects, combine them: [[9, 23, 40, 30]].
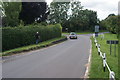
[[81, 0, 119, 20], [46, 0, 52, 5]]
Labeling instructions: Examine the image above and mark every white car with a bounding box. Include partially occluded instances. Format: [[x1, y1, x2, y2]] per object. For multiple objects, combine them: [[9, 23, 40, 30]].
[[69, 32, 77, 39]]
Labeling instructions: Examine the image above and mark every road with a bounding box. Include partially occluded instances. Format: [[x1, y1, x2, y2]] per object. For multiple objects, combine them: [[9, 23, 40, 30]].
[[2, 34, 91, 78]]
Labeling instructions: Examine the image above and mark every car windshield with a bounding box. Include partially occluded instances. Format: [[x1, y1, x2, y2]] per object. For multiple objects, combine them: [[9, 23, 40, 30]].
[[70, 32, 76, 35]]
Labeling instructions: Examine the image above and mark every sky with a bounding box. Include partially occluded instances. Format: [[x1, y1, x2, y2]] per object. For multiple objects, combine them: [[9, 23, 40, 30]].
[[46, 0, 119, 20]]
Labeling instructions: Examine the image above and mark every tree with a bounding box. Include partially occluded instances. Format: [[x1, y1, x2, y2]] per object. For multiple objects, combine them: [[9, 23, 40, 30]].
[[100, 14, 118, 34], [0, 1, 5, 18], [49, 1, 70, 24], [2, 2, 22, 27], [71, 1, 83, 18], [64, 1, 97, 32], [68, 8, 97, 32], [19, 1, 49, 25], [49, 0, 98, 32], [87, 10, 97, 31], [108, 14, 115, 17], [68, 1, 83, 31]]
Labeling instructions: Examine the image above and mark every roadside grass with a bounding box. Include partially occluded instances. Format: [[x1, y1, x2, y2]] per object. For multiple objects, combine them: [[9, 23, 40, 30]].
[[62, 30, 108, 35], [90, 33, 118, 79], [2, 36, 67, 56]]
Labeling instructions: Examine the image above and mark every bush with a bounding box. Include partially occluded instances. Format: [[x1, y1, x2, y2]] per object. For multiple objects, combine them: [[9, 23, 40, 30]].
[[2, 24, 62, 51]]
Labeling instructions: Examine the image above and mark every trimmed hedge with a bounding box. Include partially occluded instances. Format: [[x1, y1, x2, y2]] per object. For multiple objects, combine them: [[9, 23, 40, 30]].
[[2, 24, 62, 51]]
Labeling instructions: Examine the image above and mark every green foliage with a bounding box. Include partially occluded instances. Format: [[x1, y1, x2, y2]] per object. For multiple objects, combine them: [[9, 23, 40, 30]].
[[2, 24, 62, 51], [100, 14, 118, 34], [49, 1, 98, 32], [19, 2, 49, 25], [49, 1, 70, 24], [0, 1, 5, 17], [2, 2, 22, 27], [68, 9, 97, 32]]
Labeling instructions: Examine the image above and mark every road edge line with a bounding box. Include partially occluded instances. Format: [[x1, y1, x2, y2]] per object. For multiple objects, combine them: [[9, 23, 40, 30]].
[[84, 39, 92, 79]]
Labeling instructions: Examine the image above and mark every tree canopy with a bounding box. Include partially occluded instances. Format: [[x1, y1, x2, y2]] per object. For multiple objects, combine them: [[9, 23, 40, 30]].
[[49, 2, 70, 24], [2, 2, 22, 27], [19, 2, 49, 25], [49, 0, 98, 32], [100, 14, 118, 34]]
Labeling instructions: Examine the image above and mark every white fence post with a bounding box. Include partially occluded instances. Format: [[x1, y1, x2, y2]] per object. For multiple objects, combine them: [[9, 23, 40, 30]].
[[98, 47, 100, 55], [98, 44, 100, 48], [100, 51, 102, 57], [94, 37, 115, 79], [109, 71, 115, 80], [103, 53, 106, 72], [94, 38, 97, 44], [96, 43, 98, 48], [101, 34, 104, 40]]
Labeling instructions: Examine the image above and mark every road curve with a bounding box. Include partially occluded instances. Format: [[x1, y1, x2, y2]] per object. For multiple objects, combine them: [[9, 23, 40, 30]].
[[3, 35, 91, 78]]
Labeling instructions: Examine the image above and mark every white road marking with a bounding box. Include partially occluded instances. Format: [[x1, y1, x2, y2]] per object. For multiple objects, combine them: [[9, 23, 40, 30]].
[[84, 39, 92, 79]]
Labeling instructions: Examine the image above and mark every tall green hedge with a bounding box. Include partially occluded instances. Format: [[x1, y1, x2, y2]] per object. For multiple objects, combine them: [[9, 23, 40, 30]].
[[2, 24, 62, 51]]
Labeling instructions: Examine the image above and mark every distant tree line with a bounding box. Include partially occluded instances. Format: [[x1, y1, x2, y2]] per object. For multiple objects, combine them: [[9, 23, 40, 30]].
[[1, 0, 99, 32], [100, 14, 119, 35], [49, 0, 98, 32]]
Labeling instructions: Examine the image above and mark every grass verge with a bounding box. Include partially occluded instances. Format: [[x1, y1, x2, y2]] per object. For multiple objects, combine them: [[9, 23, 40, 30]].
[[2, 36, 67, 56], [89, 33, 118, 79]]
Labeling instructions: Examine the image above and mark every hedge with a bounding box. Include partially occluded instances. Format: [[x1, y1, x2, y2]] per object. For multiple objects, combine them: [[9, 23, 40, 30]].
[[2, 24, 62, 51]]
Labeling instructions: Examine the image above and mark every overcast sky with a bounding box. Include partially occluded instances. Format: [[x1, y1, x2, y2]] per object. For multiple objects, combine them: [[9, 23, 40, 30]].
[[46, 0, 119, 20]]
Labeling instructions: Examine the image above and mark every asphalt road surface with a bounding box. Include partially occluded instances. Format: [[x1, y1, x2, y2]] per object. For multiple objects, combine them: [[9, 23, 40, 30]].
[[2, 34, 91, 78]]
